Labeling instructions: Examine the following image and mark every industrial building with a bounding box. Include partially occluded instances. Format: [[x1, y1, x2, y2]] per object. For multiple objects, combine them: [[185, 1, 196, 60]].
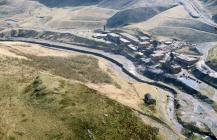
[[150, 52, 165, 61], [175, 54, 199, 66], [119, 32, 140, 45], [120, 37, 130, 45], [107, 33, 120, 43], [140, 36, 150, 41], [138, 41, 150, 48], [169, 64, 182, 74]]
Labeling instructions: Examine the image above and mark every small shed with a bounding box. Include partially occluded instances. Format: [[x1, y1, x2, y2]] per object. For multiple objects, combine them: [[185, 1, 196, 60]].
[[144, 93, 156, 105]]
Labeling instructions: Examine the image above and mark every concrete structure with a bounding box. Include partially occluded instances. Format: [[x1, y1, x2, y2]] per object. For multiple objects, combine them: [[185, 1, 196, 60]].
[[127, 44, 138, 51], [175, 54, 199, 66], [107, 33, 120, 43], [138, 41, 150, 48], [140, 36, 150, 41], [144, 93, 156, 105], [93, 33, 107, 39], [150, 52, 165, 61], [119, 32, 140, 45], [120, 37, 130, 45], [135, 51, 144, 57], [164, 40, 173, 45], [159, 59, 167, 65], [140, 58, 152, 65], [169, 64, 182, 74]]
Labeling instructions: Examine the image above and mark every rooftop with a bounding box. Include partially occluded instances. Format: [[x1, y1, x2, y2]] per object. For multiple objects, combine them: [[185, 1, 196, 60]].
[[164, 40, 173, 45], [93, 33, 107, 37], [139, 41, 150, 45], [119, 33, 139, 43], [108, 33, 119, 38], [128, 44, 137, 51], [120, 37, 130, 43], [170, 64, 181, 69], [140, 36, 150, 41], [135, 51, 144, 56], [176, 54, 198, 62]]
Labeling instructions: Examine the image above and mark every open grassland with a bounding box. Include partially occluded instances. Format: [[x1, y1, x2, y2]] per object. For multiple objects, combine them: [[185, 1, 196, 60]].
[[0, 51, 160, 140], [22, 74, 160, 140], [207, 46, 217, 71], [21, 54, 113, 84]]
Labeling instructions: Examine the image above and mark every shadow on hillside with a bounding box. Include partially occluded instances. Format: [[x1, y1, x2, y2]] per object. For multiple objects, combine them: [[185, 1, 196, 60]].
[[35, 0, 102, 7]]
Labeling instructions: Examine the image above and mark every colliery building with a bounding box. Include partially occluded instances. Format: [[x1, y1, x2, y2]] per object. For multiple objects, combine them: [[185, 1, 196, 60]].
[[138, 41, 150, 48], [175, 54, 199, 66], [168, 64, 182, 74], [107, 33, 120, 43], [119, 32, 140, 45], [140, 36, 150, 42], [150, 51, 165, 61], [120, 37, 130, 45]]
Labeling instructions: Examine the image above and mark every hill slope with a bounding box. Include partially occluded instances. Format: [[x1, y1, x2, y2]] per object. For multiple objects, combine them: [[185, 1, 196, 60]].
[[106, 6, 173, 28], [98, 0, 176, 9], [0, 42, 160, 140], [35, 0, 102, 7], [128, 5, 217, 42]]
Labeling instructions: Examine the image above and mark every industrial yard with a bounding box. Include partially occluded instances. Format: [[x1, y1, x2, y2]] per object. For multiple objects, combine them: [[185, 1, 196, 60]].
[[93, 29, 204, 85]]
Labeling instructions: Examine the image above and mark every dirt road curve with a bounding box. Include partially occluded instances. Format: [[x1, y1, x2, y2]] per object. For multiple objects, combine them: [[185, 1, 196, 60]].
[[177, 0, 217, 28]]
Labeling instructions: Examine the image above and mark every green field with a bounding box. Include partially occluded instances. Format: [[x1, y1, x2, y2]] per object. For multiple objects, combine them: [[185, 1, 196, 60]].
[[0, 55, 160, 140]]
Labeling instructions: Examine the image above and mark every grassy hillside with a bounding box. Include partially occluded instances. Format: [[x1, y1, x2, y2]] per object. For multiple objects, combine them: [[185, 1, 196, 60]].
[[22, 75, 159, 140], [98, 0, 175, 10], [21, 54, 112, 84], [206, 46, 217, 71], [0, 53, 160, 140]]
